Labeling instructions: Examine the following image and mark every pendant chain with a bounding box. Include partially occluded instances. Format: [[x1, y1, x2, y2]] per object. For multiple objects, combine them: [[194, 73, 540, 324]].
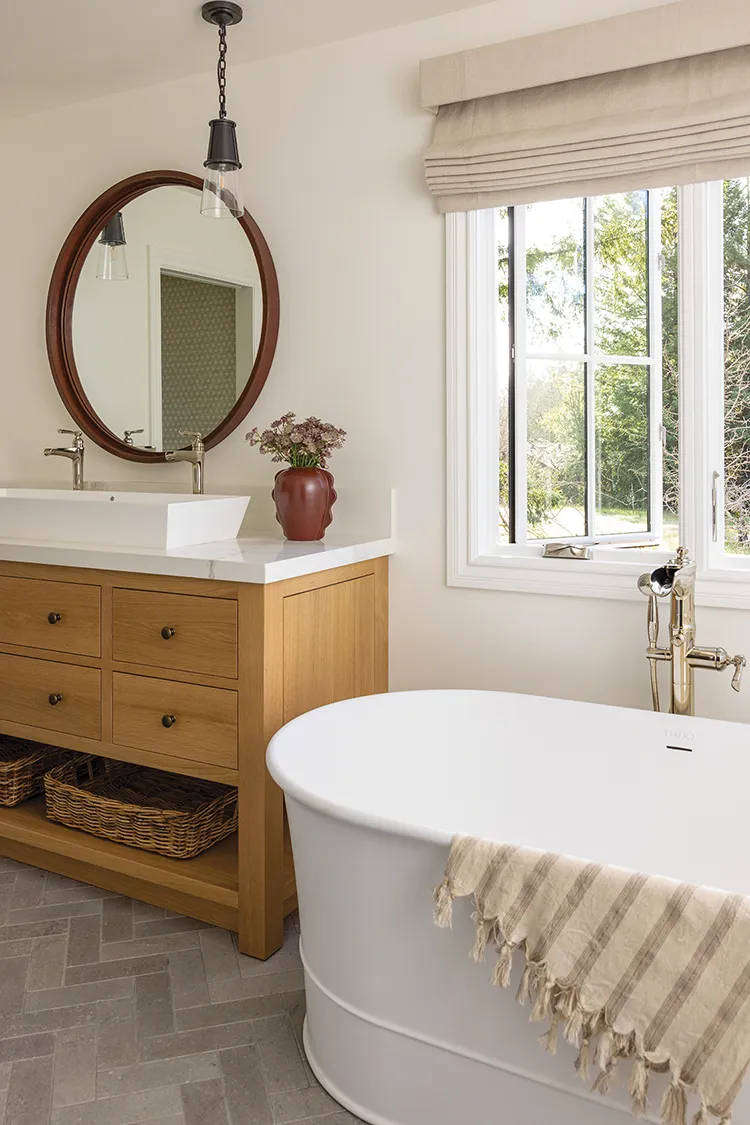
[[217, 23, 228, 119]]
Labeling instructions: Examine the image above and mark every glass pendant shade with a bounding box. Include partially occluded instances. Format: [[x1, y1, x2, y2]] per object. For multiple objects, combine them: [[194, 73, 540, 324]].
[[201, 118, 244, 218], [96, 243, 129, 281], [96, 212, 129, 280]]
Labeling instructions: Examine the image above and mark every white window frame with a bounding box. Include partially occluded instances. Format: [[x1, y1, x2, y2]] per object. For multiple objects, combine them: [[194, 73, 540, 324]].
[[447, 184, 750, 608]]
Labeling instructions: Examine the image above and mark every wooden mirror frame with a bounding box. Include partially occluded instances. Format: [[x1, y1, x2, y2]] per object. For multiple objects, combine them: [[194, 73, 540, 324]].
[[46, 170, 280, 463]]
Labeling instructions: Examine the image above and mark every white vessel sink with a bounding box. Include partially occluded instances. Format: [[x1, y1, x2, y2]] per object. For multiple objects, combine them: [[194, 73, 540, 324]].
[[0, 490, 251, 550]]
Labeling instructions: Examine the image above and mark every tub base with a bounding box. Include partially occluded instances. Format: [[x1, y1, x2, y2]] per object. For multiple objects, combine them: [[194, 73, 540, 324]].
[[302, 955, 648, 1125]]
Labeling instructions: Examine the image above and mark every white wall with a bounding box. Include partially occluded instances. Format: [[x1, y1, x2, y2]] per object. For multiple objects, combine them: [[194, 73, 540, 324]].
[[0, 0, 747, 721]]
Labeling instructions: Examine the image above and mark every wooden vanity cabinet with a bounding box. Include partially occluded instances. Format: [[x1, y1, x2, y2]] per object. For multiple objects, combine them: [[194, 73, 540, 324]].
[[0, 556, 388, 958]]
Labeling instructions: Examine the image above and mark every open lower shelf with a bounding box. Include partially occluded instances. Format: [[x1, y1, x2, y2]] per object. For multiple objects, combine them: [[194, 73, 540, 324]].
[[0, 797, 239, 928]]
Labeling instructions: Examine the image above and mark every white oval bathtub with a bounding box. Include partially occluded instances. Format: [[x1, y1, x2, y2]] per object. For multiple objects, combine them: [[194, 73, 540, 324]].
[[267, 690, 750, 1125]]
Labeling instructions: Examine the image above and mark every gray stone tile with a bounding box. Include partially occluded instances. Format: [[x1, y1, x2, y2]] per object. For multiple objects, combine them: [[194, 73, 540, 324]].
[[303, 1115, 364, 1125], [220, 1044, 273, 1125], [0, 938, 33, 959], [52, 1023, 97, 1108], [25, 977, 134, 1012], [176, 995, 284, 1031], [0, 1033, 55, 1063], [0, 918, 68, 940], [236, 918, 301, 979], [139, 1022, 255, 1063], [97, 1053, 220, 1097], [97, 998, 137, 1069], [0, 955, 27, 1016], [27, 934, 67, 991], [253, 1015, 309, 1095], [209, 970, 304, 1004], [44, 886, 117, 906], [102, 898, 134, 945], [66, 954, 168, 985], [67, 915, 101, 967], [4, 1054, 53, 1124], [43, 874, 88, 893], [51, 1085, 183, 1125], [134, 917, 213, 939], [0, 1005, 96, 1039], [200, 928, 239, 983], [0, 859, 26, 872], [132, 903, 167, 924], [283, 991, 306, 1049], [169, 948, 210, 1010], [101, 932, 200, 962], [181, 1078, 230, 1125], [0, 885, 11, 927], [9, 869, 47, 909], [135, 971, 174, 1038], [0, 1060, 11, 1090], [8, 899, 101, 924], [271, 1087, 340, 1123], [0, 872, 17, 885]]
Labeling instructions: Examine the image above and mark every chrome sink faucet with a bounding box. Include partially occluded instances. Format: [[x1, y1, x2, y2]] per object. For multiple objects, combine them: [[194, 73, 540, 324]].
[[165, 431, 205, 495], [638, 546, 746, 715], [44, 429, 85, 491]]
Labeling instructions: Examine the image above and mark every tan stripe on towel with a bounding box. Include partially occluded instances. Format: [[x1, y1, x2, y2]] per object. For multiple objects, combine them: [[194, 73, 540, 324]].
[[564, 872, 649, 988], [644, 894, 744, 1053], [607, 883, 695, 1023]]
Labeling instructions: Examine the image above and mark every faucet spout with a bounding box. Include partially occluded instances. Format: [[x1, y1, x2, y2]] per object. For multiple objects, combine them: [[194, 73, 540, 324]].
[[165, 431, 205, 495], [44, 430, 85, 491]]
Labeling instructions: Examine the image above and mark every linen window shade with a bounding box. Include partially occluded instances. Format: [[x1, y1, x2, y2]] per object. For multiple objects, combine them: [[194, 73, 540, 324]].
[[424, 44, 750, 213]]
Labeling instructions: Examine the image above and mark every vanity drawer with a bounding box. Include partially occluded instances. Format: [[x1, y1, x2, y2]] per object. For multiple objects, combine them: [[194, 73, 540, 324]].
[[112, 673, 238, 769], [112, 589, 238, 679], [0, 653, 101, 739], [0, 576, 100, 657]]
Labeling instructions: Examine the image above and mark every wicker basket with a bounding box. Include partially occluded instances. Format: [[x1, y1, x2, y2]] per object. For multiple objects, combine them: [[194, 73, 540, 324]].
[[44, 755, 238, 859], [0, 737, 66, 807]]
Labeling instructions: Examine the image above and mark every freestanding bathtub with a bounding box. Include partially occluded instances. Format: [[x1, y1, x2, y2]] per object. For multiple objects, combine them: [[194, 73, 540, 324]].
[[266, 690, 750, 1125]]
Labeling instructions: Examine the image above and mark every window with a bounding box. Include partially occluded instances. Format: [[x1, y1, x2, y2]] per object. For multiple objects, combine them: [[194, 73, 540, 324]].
[[447, 179, 750, 605]]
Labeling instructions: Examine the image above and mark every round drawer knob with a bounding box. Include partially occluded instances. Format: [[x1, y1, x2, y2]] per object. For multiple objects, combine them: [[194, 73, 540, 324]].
[[48, 693, 63, 707], [48, 612, 61, 625], [161, 714, 177, 728], [161, 626, 176, 640]]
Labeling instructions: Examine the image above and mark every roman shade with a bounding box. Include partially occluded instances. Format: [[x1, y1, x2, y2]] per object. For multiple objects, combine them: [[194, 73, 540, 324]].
[[424, 43, 750, 213]]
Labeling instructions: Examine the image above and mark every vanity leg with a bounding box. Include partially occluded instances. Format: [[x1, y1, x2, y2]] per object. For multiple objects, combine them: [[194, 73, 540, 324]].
[[237, 584, 285, 960]]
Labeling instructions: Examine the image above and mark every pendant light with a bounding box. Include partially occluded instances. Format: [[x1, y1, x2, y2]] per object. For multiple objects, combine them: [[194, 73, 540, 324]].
[[96, 212, 129, 281], [201, 2, 244, 219]]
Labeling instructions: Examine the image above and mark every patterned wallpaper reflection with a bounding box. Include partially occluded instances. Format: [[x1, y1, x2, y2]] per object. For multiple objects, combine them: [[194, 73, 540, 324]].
[[160, 273, 237, 450]]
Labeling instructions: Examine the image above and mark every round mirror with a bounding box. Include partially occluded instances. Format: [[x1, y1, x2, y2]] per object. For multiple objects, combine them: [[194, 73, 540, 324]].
[[46, 171, 280, 462]]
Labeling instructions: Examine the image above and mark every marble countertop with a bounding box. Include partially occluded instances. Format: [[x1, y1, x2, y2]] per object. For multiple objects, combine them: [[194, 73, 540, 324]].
[[0, 531, 394, 584]]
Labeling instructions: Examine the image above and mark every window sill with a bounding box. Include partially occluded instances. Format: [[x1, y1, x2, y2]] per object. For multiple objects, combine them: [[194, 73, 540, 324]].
[[449, 552, 750, 609]]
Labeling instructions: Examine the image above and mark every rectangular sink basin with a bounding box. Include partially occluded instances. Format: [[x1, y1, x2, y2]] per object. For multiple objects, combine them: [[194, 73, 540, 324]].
[[0, 490, 251, 550]]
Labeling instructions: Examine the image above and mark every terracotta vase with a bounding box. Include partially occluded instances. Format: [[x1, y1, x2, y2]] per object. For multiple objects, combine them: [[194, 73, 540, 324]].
[[272, 467, 337, 541]]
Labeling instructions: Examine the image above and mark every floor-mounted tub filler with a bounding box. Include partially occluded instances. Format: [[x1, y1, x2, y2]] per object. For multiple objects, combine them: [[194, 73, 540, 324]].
[[267, 690, 750, 1125]]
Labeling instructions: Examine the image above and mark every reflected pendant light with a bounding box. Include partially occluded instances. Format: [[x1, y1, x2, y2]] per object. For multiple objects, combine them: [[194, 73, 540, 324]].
[[96, 211, 129, 280], [201, 1, 244, 219]]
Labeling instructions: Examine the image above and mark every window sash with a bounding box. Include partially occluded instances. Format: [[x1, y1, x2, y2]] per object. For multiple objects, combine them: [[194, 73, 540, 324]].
[[509, 193, 663, 548]]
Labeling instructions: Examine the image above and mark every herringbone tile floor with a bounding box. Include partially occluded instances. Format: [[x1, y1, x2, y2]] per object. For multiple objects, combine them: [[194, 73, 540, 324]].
[[0, 856, 363, 1125]]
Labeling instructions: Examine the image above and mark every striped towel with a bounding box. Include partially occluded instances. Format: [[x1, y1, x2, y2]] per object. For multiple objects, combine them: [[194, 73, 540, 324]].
[[434, 836, 750, 1125]]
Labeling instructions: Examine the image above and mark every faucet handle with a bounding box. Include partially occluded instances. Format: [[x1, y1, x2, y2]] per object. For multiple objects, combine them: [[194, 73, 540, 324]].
[[731, 654, 746, 692], [179, 430, 205, 450], [57, 429, 82, 437]]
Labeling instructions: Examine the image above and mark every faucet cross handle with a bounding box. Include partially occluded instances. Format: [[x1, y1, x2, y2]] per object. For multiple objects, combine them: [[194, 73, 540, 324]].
[[731, 654, 746, 692]]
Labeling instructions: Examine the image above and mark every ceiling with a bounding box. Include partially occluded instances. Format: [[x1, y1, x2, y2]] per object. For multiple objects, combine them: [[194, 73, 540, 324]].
[[1, 0, 677, 120]]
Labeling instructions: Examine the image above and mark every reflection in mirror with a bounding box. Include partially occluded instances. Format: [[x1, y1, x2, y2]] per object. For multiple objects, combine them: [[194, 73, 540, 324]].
[[72, 184, 263, 453]]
